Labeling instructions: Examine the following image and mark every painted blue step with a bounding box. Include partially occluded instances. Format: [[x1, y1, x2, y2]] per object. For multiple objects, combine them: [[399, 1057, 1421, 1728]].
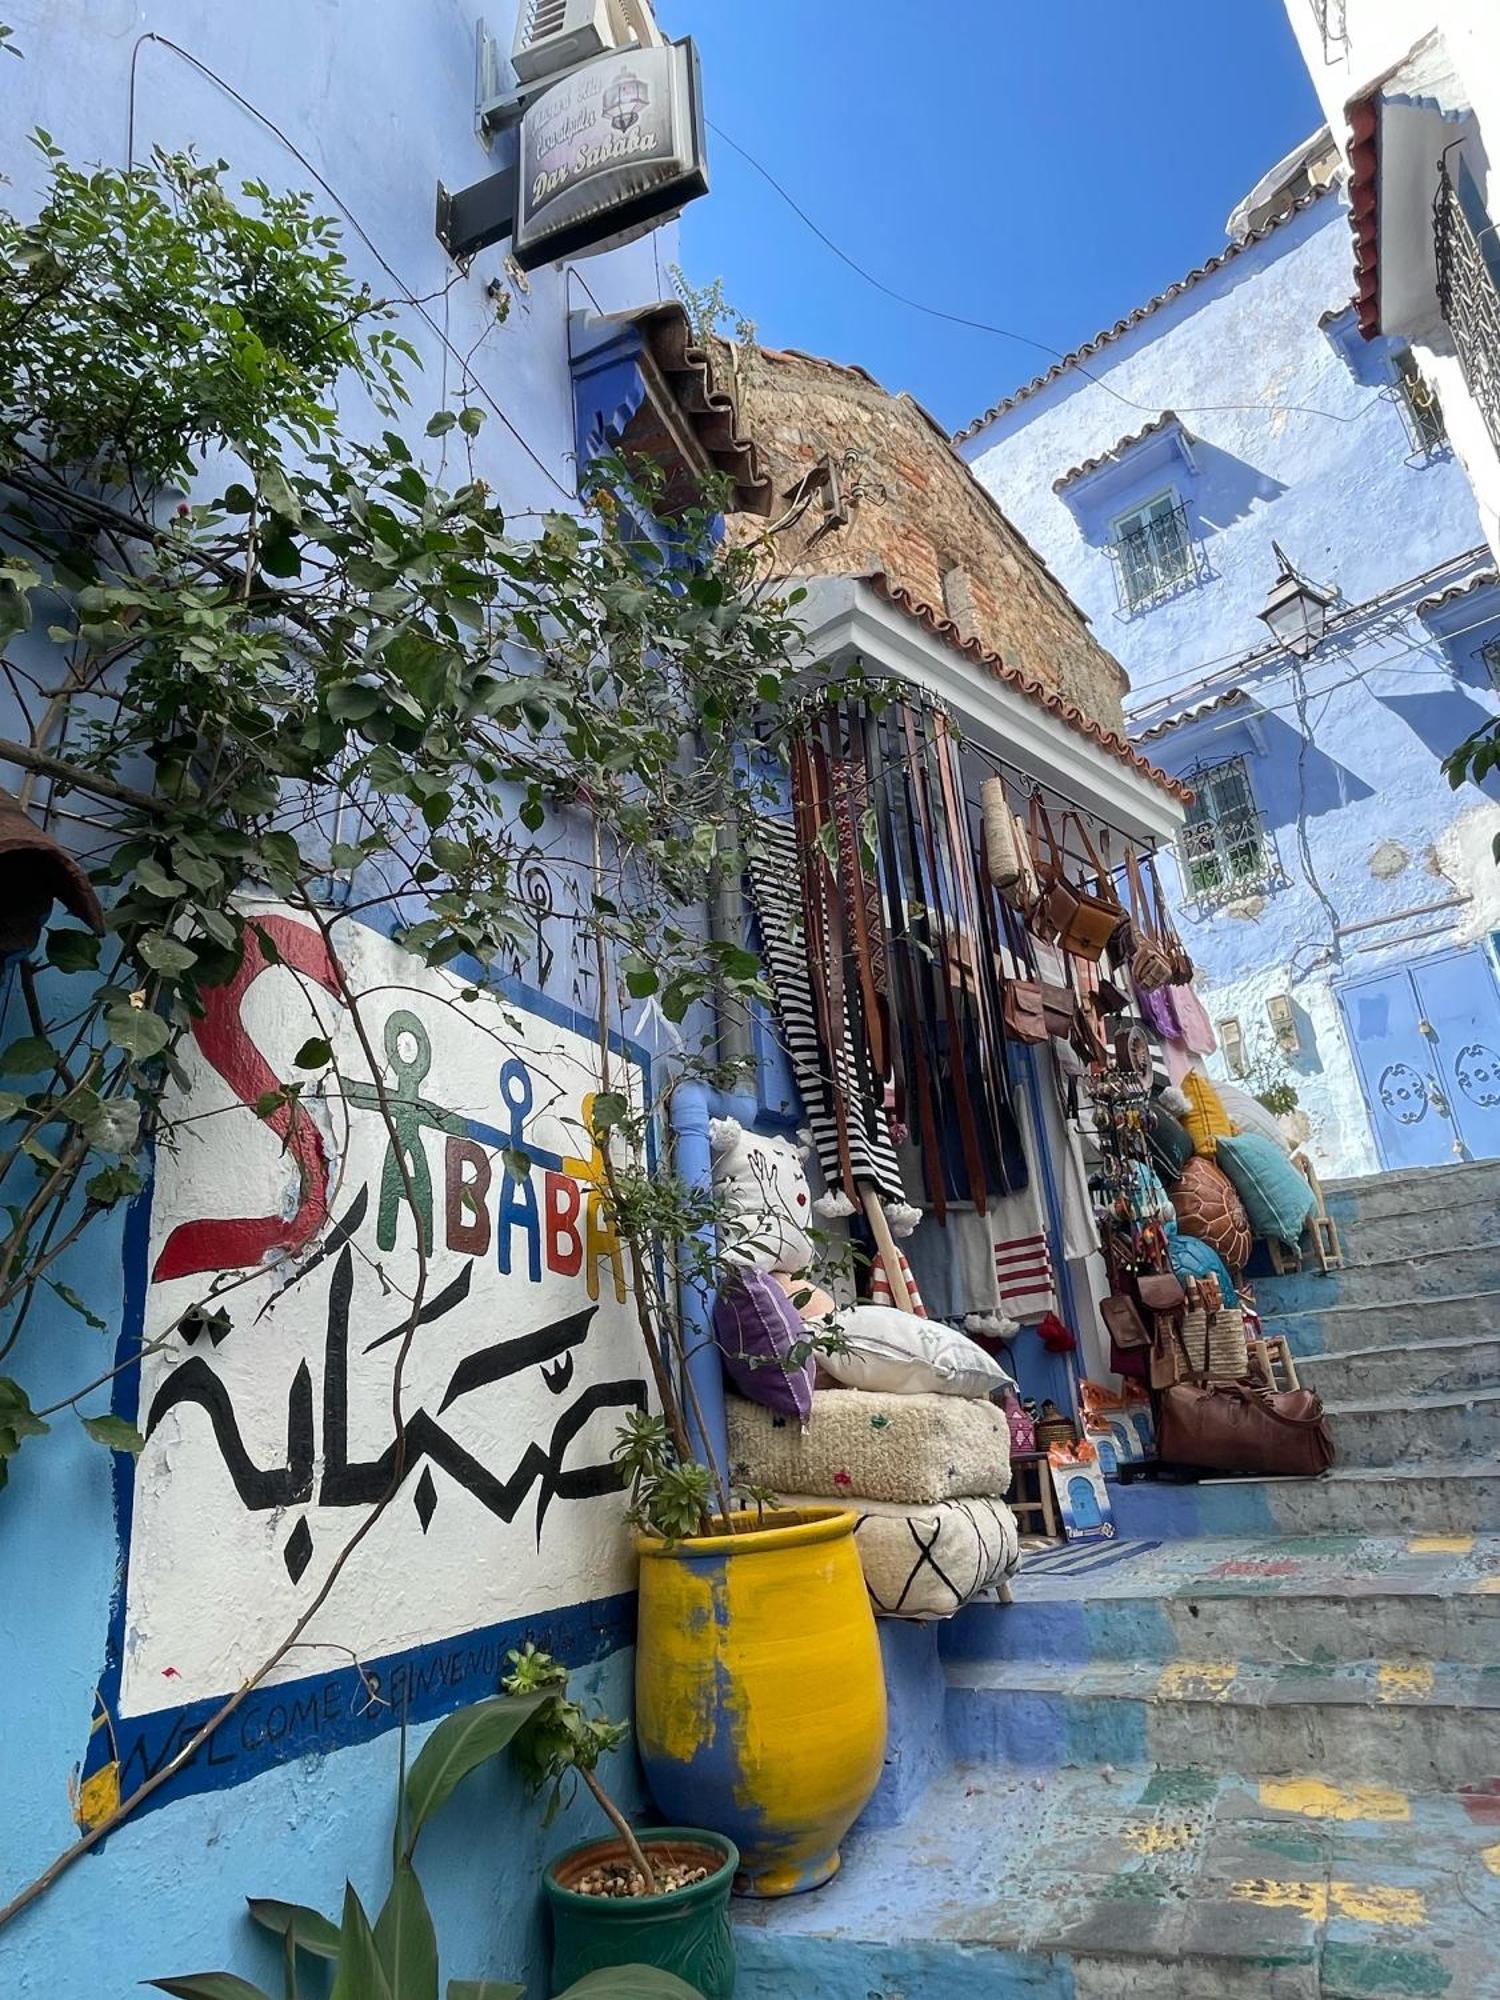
[[1106, 1462, 1500, 1539], [941, 1534, 1500, 1669], [1298, 1335, 1500, 1399], [1253, 1244, 1500, 1315], [1263, 1288, 1500, 1357]]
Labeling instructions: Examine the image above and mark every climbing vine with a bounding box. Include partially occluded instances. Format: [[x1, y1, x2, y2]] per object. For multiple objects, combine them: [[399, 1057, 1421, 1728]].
[[0, 125, 813, 1919]]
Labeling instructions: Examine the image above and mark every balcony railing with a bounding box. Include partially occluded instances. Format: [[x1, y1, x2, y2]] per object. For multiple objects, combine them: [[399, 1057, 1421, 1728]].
[[1108, 501, 1205, 614], [1435, 155, 1500, 460]]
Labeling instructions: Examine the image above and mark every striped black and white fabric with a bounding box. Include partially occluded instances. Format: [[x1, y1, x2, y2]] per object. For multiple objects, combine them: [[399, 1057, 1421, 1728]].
[[746, 814, 906, 1207]]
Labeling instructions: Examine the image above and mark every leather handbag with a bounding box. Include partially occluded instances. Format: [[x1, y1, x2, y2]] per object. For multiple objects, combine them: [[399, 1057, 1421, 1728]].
[[1140, 1269, 1190, 1390], [1158, 1380, 1335, 1478], [1126, 848, 1173, 991], [1003, 978, 1049, 1045], [1030, 799, 1122, 961], [1138, 1271, 1188, 1316], [1101, 1292, 1151, 1351], [1147, 852, 1195, 984]]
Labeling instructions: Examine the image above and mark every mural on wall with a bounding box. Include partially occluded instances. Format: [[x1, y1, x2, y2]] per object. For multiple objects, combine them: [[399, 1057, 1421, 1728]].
[[83, 907, 649, 1821]]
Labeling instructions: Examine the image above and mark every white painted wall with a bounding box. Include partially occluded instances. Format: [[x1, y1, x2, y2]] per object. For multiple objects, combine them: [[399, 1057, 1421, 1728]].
[[1284, 0, 1500, 564]]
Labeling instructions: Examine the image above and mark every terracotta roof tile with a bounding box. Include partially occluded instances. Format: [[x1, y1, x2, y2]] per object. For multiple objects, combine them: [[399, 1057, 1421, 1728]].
[[1133, 688, 1249, 743], [954, 184, 1338, 444], [621, 305, 773, 515], [860, 573, 1192, 804], [1347, 95, 1381, 339], [1052, 411, 1188, 494]]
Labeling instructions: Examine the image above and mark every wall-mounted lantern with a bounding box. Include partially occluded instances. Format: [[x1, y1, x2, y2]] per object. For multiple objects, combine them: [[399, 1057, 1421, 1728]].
[[1257, 541, 1336, 658], [1218, 1016, 1246, 1077], [1266, 993, 1304, 1056]]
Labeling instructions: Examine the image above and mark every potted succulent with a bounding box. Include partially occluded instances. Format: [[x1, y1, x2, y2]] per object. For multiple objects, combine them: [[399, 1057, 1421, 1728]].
[[149, 1684, 707, 2000], [505, 1647, 736, 2000]]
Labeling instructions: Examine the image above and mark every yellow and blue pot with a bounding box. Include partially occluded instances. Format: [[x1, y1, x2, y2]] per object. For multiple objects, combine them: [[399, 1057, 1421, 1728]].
[[635, 1506, 887, 1898]]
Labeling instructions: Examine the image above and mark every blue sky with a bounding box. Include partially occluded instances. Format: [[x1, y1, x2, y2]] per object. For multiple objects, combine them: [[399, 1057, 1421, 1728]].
[[659, 1, 1325, 436]]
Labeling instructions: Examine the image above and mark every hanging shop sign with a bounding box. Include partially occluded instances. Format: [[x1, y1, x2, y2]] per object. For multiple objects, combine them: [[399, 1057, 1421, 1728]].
[[514, 40, 707, 269]]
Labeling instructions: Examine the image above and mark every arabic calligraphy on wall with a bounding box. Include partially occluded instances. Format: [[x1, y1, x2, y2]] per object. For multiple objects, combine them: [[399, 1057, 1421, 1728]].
[[85, 908, 650, 1813]]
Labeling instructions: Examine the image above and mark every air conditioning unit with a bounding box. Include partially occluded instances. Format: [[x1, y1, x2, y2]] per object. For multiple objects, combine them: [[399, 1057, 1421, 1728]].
[[511, 0, 616, 84]]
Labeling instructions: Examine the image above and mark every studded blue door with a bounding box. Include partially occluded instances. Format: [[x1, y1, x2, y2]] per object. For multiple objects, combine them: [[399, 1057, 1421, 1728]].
[[1339, 948, 1500, 1170]]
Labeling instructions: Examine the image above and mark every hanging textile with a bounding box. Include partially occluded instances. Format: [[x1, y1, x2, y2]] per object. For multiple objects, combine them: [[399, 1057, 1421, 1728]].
[[745, 815, 907, 1210], [992, 1205, 1058, 1321], [868, 1245, 928, 1317]]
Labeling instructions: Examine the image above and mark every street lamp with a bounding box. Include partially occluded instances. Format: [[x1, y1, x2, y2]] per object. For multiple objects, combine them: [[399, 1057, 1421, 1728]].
[[1257, 542, 1336, 658]]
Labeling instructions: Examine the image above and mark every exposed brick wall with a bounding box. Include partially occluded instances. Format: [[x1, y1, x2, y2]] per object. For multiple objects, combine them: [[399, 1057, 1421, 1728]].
[[717, 343, 1129, 728]]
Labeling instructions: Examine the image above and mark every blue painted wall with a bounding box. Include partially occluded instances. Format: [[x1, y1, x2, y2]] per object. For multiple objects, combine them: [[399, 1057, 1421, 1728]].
[[0, 3, 678, 1993], [964, 184, 1500, 1176]]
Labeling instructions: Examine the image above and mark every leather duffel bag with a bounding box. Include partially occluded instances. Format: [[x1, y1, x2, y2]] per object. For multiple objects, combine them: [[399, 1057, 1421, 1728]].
[[1158, 1380, 1335, 1479]]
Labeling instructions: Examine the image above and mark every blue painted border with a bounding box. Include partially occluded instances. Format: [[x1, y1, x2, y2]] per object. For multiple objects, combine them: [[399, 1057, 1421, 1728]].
[[85, 914, 654, 1825]]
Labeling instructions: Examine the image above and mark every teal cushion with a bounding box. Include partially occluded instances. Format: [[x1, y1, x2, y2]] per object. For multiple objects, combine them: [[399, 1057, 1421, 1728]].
[[1146, 1100, 1195, 1183], [1166, 1229, 1240, 1307], [1217, 1132, 1317, 1246]]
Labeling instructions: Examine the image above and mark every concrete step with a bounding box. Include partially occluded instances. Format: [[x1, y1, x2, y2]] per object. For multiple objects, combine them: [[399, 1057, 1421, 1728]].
[[1298, 1335, 1500, 1400], [942, 1534, 1500, 1670], [1330, 1184, 1500, 1265], [1109, 1461, 1500, 1539], [944, 1656, 1500, 1790], [1254, 1244, 1500, 1316], [1262, 1287, 1500, 1357], [734, 1761, 1500, 1998], [1323, 1387, 1500, 1468], [1324, 1158, 1500, 1229]]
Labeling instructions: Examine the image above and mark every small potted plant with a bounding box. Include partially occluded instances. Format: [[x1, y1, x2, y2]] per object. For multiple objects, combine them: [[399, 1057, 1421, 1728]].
[[149, 1684, 708, 2000], [506, 1645, 737, 2000]]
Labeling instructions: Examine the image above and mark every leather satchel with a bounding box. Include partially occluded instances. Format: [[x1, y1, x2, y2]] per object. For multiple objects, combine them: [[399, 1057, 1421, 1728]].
[[1030, 800, 1122, 962], [1158, 1380, 1335, 1479], [1137, 1271, 1187, 1315], [1003, 978, 1049, 1045], [1101, 1292, 1151, 1350], [1125, 848, 1173, 991]]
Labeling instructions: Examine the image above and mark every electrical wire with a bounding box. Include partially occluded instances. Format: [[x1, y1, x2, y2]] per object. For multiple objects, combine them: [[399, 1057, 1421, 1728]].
[[125, 32, 576, 505], [707, 120, 1388, 435]]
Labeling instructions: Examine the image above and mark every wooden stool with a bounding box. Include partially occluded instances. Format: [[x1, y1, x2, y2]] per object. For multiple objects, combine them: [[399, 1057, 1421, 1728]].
[[1008, 1452, 1061, 1540], [1247, 1334, 1301, 1392], [1265, 1154, 1344, 1276]]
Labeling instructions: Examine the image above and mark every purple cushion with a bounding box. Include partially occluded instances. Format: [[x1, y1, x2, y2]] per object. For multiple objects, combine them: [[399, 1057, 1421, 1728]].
[[713, 1269, 814, 1421]]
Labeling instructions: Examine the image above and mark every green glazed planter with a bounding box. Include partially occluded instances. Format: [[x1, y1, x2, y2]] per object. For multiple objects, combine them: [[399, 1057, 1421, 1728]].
[[544, 1827, 738, 2000]]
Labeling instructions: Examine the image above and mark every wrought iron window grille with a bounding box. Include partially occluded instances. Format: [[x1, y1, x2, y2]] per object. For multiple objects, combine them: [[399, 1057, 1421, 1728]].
[[1108, 499, 1207, 615], [1480, 636, 1500, 694], [1435, 155, 1500, 461], [1387, 349, 1449, 461], [1309, 0, 1348, 60], [1175, 756, 1285, 913]]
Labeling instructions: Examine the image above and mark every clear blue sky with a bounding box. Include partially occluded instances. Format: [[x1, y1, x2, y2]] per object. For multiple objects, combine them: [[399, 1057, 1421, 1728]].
[[659, 1, 1324, 436]]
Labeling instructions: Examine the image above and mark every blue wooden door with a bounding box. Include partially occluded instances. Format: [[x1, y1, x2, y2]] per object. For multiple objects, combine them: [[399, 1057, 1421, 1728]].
[[1411, 949, 1500, 1162], [1339, 949, 1500, 1169]]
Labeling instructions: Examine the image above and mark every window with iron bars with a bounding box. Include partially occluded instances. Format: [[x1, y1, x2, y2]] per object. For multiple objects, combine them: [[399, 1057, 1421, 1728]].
[[1435, 155, 1500, 460], [1109, 494, 1201, 613], [1177, 757, 1280, 908], [1390, 346, 1448, 457], [1309, 0, 1347, 59], [1480, 636, 1500, 693]]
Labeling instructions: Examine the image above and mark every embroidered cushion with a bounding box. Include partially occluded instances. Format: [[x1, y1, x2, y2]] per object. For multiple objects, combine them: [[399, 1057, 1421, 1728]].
[[726, 1389, 1011, 1506], [712, 1269, 815, 1421], [1217, 1132, 1318, 1247], [1146, 1099, 1195, 1183], [777, 1493, 1021, 1621], [819, 1304, 1012, 1400], [1171, 1156, 1252, 1272], [1180, 1069, 1232, 1157]]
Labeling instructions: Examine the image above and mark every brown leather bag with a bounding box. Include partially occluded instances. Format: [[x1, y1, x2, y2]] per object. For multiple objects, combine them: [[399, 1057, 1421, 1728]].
[[1158, 1380, 1335, 1478], [1003, 979, 1049, 1045], [1030, 800, 1122, 962], [1125, 848, 1173, 990], [1138, 1271, 1187, 1316], [1101, 1293, 1151, 1350]]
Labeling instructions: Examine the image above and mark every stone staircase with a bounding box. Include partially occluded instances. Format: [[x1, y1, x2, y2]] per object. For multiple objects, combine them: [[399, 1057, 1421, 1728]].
[[734, 1159, 1500, 1997]]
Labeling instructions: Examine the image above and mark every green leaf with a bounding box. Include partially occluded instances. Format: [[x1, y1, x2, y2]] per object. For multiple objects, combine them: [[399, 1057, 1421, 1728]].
[[0, 1378, 50, 1456], [135, 857, 185, 900], [258, 532, 302, 579], [221, 483, 256, 514], [373, 1860, 438, 2000], [148, 1978, 273, 2000], [590, 1092, 629, 1132], [458, 407, 484, 437], [47, 1279, 107, 1331], [425, 412, 457, 436], [46, 928, 101, 974], [554, 1973, 707, 1999], [105, 1004, 170, 1061], [329, 1883, 392, 2000], [247, 1898, 342, 1961], [80, 1094, 140, 1154], [85, 1160, 144, 1207], [139, 932, 199, 976], [0, 1035, 54, 1077], [81, 1412, 145, 1455], [293, 1036, 332, 1070], [328, 680, 384, 723], [402, 1693, 547, 1846]]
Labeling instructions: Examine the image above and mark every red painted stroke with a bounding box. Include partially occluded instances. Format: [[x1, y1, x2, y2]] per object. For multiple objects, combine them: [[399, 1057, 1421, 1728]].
[[153, 915, 340, 1282]]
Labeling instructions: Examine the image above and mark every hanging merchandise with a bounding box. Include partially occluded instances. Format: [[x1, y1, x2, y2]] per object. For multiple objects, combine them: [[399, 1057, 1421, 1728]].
[[1124, 848, 1174, 990], [746, 815, 908, 1219], [1029, 799, 1124, 964], [1168, 980, 1218, 1058], [981, 774, 1023, 892], [1146, 852, 1196, 986]]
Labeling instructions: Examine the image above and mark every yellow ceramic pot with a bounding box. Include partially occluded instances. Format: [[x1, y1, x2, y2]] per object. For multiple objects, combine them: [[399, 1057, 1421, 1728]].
[[635, 1506, 887, 1898]]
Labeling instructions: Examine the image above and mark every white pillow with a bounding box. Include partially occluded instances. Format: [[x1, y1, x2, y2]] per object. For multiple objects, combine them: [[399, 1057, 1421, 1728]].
[[820, 1304, 1012, 1399], [1214, 1079, 1294, 1153]]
